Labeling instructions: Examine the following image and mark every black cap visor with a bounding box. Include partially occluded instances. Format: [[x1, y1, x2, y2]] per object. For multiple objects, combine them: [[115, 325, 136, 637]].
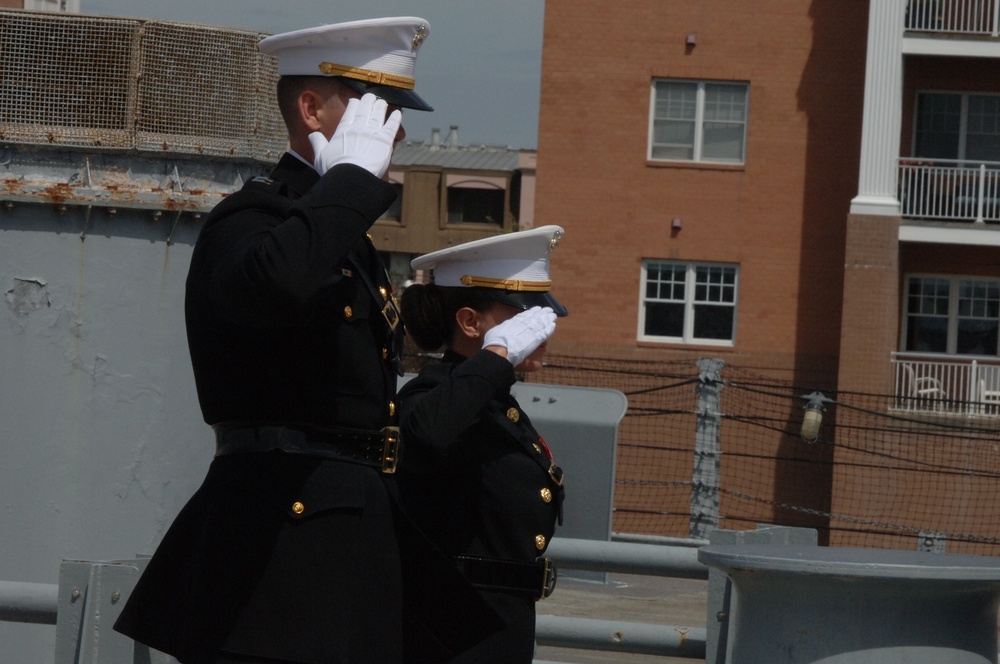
[[336, 76, 433, 111], [485, 290, 568, 317]]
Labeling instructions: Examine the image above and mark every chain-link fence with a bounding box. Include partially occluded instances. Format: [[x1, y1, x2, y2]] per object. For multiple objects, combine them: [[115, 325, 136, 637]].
[[533, 354, 1000, 556]]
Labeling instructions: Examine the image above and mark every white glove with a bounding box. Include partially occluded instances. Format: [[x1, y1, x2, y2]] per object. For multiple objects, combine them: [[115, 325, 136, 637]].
[[483, 306, 557, 367], [309, 93, 402, 178]]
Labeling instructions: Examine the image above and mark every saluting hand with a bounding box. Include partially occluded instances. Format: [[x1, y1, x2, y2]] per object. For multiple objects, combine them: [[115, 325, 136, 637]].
[[483, 306, 557, 368], [309, 93, 402, 178]]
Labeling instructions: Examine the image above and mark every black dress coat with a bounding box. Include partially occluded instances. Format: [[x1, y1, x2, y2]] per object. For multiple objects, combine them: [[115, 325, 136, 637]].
[[113, 156, 500, 664], [397, 349, 566, 663]]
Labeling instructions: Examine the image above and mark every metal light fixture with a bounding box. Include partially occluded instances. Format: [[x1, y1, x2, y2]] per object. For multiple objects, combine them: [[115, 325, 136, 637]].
[[800, 391, 827, 443]]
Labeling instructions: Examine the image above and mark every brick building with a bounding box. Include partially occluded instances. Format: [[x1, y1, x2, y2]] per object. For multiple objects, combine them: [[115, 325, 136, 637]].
[[537, 0, 1000, 412], [534, 1, 1000, 548]]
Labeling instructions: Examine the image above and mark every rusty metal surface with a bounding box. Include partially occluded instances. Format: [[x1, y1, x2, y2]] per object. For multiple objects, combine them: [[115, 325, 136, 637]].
[[1, 145, 271, 212], [0, 9, 285, 163]]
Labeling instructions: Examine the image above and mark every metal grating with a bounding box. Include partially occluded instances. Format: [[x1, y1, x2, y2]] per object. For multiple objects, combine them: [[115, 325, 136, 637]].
[[0, 11, 139, 148], [0, 9, 286, 162]]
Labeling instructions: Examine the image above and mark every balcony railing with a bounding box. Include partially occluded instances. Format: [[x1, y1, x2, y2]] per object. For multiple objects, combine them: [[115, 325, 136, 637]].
[[892, 354, 1000, 415], [897, 159, 1000, 223], [906, 0, 1000, 36]]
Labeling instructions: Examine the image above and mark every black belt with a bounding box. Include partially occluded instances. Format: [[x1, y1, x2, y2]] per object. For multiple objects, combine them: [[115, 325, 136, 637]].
[[213, 424, 401, 474], [453, 555, 556, 601]]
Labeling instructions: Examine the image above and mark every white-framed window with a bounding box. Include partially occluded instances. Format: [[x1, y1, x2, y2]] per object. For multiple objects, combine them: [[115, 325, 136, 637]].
[[914, 91, 1000, 162], [649, 79, 749, 164], [639, 260, 739, 344], [904, 275, 1000, 356]]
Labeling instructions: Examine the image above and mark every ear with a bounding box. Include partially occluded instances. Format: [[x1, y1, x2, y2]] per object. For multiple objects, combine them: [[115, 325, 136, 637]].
[[296, 88, 326, 133], [454, 307, 482, 341]]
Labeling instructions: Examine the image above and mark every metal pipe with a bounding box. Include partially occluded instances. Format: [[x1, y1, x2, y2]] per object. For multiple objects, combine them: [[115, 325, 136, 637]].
[[546, 537, 708, 579], [536, 615, 706, 658], [613, 532, 708, 547], [0, 581, 58, 625]]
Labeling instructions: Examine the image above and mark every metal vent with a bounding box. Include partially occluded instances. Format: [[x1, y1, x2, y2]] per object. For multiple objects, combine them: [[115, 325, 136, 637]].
[[0, 9, 285, 162]]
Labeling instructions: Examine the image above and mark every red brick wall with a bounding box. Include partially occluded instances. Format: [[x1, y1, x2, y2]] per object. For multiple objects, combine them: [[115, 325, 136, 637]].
[[538, 0, 869, 386], [837, 213, 901, 395]]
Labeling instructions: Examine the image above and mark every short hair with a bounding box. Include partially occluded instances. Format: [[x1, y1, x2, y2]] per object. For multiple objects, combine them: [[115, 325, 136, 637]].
[[400, 284, 498, 351], [275, 75, 346, 129]]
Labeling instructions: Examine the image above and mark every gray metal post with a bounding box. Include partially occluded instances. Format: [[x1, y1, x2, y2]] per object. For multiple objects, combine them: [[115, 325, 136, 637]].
[[918, 530, 947, 553], [55, 558, 174, 664], [706, 526, 817, 664], [691, 359, 725, 540]]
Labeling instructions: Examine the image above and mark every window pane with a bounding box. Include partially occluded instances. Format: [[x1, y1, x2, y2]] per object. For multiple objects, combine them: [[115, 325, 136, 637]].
[[966, 94, 1000, 162], [702, 123, 745, 161], [646, 262, 685, 301], [907, 277, 949, 315], [957, 319, 999, 355], [652, 82, 697, 161], [652, 118, 695, 160], [704, 84, 747, 122], [447, 188, 504, 224], [966, 95, 1000, 162], [906, 316, 948, 352], [915, 93, 960, 159], [651, 141, 695, 160], [693, 304, 735, 340], [695, 266, 737, 303], [654, 81, 697, 120], [959, 279, 1000, 318], [703, 85, 747, 162], [644, 302, 684, 337]]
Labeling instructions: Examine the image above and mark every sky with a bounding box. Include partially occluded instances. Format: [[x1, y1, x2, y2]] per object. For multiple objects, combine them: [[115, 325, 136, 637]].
[[80, 0, 546, 150]]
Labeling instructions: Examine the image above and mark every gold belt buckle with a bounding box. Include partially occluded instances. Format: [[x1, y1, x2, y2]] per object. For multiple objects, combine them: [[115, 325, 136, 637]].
[[381, 296, 400, 332], [381, 426, 400, 474], [539, 557, 557, 600]]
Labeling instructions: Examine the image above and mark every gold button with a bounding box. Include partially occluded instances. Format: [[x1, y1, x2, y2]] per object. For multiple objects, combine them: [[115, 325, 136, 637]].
[[388, 401, 396, 417], [532, 443, 542, 454], [540, 487, 553, 503], [535, 534, 546, 550], [379, 286, 388, 299], [507, 407, 520, 423], [344, 306, 353, 319], [292, 501, 305, 515], [382, 347, 389, 359]]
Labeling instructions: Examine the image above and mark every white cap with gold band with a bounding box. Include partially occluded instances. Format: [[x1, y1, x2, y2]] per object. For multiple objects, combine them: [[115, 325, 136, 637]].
[[258, 17, 433, 111], [411, 225, 568, 316]]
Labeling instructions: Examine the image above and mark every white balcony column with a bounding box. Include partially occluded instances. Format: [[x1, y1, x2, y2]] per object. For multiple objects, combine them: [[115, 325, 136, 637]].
[[851, 0, 906, 216]]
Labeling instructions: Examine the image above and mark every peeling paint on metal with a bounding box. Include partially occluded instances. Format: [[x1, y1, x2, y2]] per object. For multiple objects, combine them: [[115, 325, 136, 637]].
[[5, 277, 49, 316]]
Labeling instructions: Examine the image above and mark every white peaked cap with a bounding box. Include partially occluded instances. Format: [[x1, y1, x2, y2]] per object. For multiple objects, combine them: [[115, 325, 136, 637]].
[[258, 17, 433, 111], [411, 225, 568, 316]]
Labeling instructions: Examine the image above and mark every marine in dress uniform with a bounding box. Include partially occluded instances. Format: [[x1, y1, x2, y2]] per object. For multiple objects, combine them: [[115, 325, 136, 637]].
[[113, 17, 500, 664], [397, 226, 568, 663]]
